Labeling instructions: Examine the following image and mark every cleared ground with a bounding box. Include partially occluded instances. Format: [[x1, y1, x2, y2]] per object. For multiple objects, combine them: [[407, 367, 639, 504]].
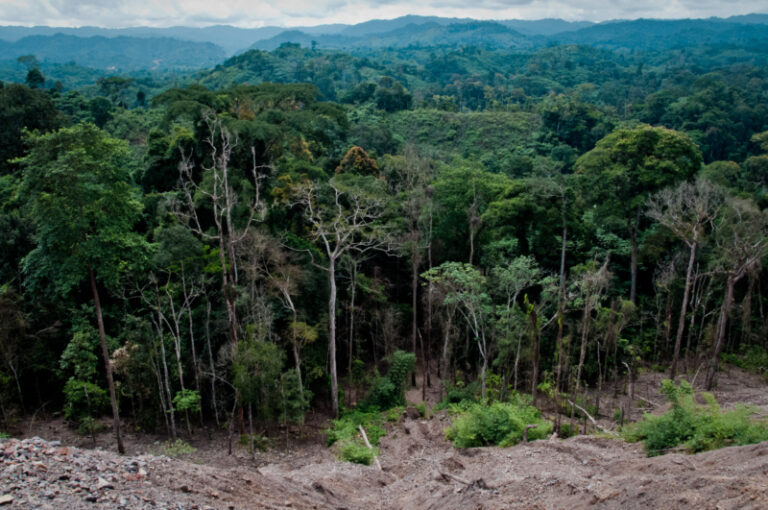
[[3, 367, 767, 509]]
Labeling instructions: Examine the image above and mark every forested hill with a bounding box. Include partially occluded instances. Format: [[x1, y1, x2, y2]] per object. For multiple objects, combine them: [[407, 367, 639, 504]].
[[0, 34, 226, 71], [248, 17, 768, 52], [3, 11, 768, 463], [2, 15, 768, 67]]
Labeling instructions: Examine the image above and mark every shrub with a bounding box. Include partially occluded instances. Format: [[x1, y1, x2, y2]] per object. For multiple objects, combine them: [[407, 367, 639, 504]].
[[445, 396, 553, 448], [435, 380, 480, 410], [339, 441, 376, 465], [623, 379, 768, 456], [385, 406, 403, 422], [238, 433, 272, 451], [326, 410, 385, 446], [416, 402, 428, 418], [62, 378, 109, 428], [559, 422, 576, 439], [77, 417, 105, 436], [359, 350, 416, 411], [150, 439, 197, 457], [722, 345, 768, 377], [172, 389, 201, 413]]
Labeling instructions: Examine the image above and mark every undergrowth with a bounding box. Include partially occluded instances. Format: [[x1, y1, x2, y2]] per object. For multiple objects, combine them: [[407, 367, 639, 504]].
[[722, 345, 768, 378], [445, 395, 552, 448], [328, 350, 416, 465], [623, 379, 768, 456], [149, 438, 197, 457]]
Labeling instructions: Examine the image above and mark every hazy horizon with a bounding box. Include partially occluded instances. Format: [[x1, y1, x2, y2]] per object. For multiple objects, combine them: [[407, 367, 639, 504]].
[[0, 1, 766, 30]]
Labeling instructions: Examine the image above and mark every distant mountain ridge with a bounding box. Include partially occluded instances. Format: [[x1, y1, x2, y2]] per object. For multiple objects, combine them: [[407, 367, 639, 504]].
[[1, 14, 768, 75], [0, 16, 593, 55], [0, 34, 225, 71]]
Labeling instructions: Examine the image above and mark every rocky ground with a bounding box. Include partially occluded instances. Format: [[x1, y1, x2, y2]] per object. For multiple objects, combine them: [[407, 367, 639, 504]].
[[2, 367, 768, 509]]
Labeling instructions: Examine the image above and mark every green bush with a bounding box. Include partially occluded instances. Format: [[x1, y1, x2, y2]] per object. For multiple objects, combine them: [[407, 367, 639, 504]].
[[339, 441, 377, 465], [62, 378, 109, 424], [326, 410, 385, 446], [435, 380, 481, 410], [359, 350, 416, 411], [416, 402, 428, 418], [385, 406, 403, 422], [76, 416, 105, 436], [624, 379, 768, 456], [172, 389, 201, 413], [722, 345, 768, 377], [150, 439, 197, 457], [238, 433, 272, 451], [445, 396, 553, 448], [559, 422, 576, 438]]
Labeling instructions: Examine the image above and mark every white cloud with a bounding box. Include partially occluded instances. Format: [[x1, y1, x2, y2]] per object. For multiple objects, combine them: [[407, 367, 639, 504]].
[[0, 0, 765, 28]]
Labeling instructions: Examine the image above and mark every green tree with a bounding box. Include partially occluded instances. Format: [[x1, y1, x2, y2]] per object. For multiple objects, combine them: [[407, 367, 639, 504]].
[[423, 262, 493, 399], [576, 125, 702, 303], [19, 123, 146, 454]]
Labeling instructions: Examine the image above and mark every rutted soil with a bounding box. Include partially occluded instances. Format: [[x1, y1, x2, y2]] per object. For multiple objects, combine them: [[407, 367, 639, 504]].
[[3, 367, 768, 509]]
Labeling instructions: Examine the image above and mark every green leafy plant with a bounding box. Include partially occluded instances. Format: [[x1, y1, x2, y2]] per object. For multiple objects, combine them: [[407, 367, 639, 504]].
[[172, 389, 201, 413], [326, 410, 385, 446], [445, 396, 552, 448], [624, 380, 768, 456], [435, 380, 481, 410], [339, 441, 377, 465], [238, 433, 272, 451], [559, 422, 575, 439], [722, 345, 768, 378], [76, 416, 106, 436], [385, 406, 403, 422], [62, 378, 108, 424], [150, 439, 197, 457], [359, 350, 416, 411]]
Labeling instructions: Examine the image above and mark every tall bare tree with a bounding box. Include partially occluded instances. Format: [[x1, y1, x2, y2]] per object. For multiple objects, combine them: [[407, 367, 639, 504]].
[[175, 111, 269, 347], [647, 177, 724, 380], [705, 197, 768, 389], [293, 174, 389, 416]]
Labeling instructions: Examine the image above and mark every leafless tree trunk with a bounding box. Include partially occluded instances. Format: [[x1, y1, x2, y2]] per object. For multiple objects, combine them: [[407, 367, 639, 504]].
[[704, 197, 767, 389], [293, 178, 389, 417], [648, 178, 723, 380], [575, 261, 610, 395], [89, 265, 125, 454]]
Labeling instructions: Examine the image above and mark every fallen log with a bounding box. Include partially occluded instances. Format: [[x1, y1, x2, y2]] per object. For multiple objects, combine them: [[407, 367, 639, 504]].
[[358, 425, 382, 470], [567, 400, 618, 436]]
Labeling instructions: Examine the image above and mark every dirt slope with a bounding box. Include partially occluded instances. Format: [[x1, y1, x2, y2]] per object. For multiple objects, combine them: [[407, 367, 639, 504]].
[[4, 367, 768, 509], [4, 423, 767, 509]]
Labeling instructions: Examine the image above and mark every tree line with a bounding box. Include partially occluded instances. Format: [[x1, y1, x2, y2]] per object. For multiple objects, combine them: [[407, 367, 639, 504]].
[[0, 42, 767, 453]]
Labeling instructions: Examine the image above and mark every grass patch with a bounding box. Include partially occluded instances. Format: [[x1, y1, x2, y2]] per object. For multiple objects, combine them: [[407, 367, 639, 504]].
[[445, 395, 553, 448], [623, 379, 768, 456], [149, 439, 197, 457]]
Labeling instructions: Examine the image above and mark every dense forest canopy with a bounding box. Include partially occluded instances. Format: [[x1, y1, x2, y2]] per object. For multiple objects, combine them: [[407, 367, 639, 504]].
[[1, 15, 768, 451]]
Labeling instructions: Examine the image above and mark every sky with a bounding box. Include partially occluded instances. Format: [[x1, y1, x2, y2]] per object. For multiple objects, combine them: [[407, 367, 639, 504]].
[[0, 0, 766, 28]]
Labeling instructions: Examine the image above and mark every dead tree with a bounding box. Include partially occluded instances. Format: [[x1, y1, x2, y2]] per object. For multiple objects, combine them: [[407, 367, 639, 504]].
[[647, 178, 723, 380], [705, 197, 768, 389], [293, 175, 389, 416], [175, 111, 269, 347]]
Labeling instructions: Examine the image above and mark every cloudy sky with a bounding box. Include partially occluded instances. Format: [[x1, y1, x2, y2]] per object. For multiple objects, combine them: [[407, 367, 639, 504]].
[[0, 0, 765, 28]]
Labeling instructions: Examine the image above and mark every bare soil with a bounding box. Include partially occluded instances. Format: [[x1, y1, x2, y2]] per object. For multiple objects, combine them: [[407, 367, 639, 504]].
[[3, 366, 768, 509]]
